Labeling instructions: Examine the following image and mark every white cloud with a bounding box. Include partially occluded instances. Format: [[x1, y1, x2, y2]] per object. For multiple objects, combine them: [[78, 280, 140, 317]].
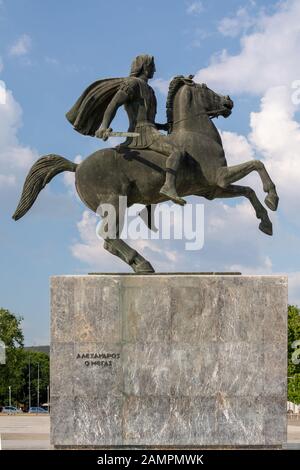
[[215, 84, 300, 224], [249, 86, 300, 220], [71, 210, 142, 272], [186, 1, 203, 15], [195, 0, 300, 94], [220, 130, 255, 165], [218, 7, 257, 38], [0, 79, 6, 104], [134, 238, 179, 264], [207, 201, 255, 237], [9, 34, 31, 57], [192, 0, 300, 225], [71, 211, 105, 268], [63, 154, 83, 194], [71, 209, 181, 272], [0, 79, 84, 225], [0, 80, 79, 222], [151, 78, 170, 96], [217, 130, 263, 202], [206, 88, 300, 302], [0, 83, 37, 190]]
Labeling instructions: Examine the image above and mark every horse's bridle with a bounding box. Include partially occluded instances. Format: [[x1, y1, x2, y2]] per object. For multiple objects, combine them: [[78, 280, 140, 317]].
[[171, 107, 230, 125]]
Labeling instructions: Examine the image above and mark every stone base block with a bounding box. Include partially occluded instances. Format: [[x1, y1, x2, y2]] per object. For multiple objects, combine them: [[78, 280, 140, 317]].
[[50, 274, 287, 447]]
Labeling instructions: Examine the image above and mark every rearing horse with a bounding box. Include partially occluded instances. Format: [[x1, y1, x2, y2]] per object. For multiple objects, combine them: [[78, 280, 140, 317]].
[[13, 76, 278, 273]]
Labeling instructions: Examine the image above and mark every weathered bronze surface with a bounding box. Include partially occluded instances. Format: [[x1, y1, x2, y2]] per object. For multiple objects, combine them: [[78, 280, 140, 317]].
[[13, 55, 279, 273]]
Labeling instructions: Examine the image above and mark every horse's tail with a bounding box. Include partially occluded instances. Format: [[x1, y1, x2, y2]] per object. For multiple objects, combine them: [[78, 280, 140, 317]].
[[12, 154, 78, 221]]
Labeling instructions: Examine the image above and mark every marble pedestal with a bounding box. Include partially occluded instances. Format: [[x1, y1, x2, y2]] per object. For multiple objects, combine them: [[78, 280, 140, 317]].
[[50, 274, 287, 448]]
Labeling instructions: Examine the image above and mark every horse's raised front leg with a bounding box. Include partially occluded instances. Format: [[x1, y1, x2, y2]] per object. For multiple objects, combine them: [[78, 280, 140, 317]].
[[214, 184, 273, 235], [216, 160, 279, 211], [97, 198, 155, 273]]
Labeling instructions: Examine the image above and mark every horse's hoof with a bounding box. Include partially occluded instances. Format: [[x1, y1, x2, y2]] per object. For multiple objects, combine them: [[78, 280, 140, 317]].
[[259, 220, 273, 236], [265, 192, 279, 211], [132, 259, 155, 274]]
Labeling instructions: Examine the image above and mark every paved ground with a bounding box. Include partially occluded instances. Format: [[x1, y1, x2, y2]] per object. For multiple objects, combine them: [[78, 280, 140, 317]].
[[0, 415, 51, 450], [286, 419, 300, 449], [0, 415, 299, 450]]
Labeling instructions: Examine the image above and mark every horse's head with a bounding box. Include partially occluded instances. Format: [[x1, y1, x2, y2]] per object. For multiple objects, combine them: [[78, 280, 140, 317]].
[[167, 76, 234, 131], [194, 83, 234, 119]]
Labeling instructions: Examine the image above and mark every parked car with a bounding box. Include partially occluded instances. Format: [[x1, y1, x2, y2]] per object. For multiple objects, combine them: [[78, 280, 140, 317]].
[[28, 406, 48, 414], [1, 406, 22, 414]]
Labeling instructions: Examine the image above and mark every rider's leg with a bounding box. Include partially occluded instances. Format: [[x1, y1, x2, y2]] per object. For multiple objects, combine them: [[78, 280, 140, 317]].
[[161, 150, 186, 206], [150, 139, 186, 206]]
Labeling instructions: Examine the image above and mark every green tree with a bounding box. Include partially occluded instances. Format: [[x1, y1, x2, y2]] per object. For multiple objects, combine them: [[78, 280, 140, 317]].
[[0, 308, 24, 348], [0, 309, 50, 408], [288, 305, 300, 404], [288, 374, 300, 404], [20, 351, 49, 408], [0, 308, 25, 406]]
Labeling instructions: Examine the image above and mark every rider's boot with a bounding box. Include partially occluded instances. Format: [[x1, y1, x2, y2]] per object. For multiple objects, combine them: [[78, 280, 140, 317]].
[[160, 169, 186, 206], [159, 150, 186, 206]]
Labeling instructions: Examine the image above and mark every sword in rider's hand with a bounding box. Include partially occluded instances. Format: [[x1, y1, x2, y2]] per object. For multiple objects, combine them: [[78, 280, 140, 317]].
[[95, 128, 140, 141]]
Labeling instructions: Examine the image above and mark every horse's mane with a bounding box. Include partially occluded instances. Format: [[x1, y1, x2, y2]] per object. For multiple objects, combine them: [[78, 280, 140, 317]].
[[166, 75, 195, 132]]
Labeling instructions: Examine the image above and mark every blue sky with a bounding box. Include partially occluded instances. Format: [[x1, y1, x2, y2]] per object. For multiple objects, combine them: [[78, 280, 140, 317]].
[[0, 0, 299, 344]]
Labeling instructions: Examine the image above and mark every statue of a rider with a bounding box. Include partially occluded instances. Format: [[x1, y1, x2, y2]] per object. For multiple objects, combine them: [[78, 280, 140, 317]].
[[66, 54, 186, 205]]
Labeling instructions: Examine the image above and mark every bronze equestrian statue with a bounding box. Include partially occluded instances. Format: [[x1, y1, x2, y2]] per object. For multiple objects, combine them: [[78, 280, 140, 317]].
[[13, 54, 279, 273]]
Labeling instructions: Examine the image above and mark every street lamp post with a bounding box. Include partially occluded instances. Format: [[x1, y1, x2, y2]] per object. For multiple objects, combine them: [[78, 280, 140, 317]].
[[47, 385, 50, 413], [28, 357, 31, 410], [8, 386, 11, 407], [37, 363, 40, 408]]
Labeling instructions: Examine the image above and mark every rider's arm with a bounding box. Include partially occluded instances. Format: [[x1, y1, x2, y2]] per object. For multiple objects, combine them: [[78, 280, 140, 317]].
[[101, 90, 128, 130], [96, 78, 138, 139]]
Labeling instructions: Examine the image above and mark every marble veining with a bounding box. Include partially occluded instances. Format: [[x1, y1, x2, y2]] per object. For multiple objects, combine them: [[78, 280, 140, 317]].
[[51, 275, 287, 447]]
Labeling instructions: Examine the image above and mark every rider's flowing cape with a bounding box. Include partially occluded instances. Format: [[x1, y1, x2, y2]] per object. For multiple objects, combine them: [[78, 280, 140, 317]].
[[66, 78, 124, 136]]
